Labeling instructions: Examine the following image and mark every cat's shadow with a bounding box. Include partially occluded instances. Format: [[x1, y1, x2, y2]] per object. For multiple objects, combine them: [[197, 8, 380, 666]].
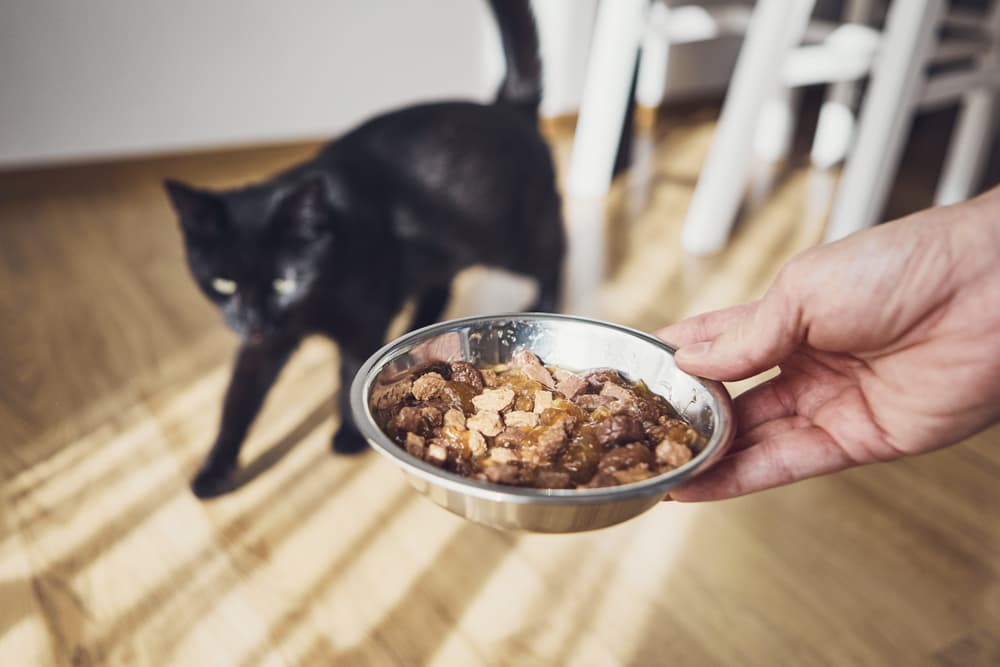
[[224, 396, 345, 494]]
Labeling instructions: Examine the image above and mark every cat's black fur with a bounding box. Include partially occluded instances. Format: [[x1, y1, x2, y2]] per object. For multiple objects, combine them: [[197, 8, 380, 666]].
[[164, 0, 565, 498]]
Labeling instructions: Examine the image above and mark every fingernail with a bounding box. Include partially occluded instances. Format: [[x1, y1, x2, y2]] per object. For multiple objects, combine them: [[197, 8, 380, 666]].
[[677, 340, 712, 359]]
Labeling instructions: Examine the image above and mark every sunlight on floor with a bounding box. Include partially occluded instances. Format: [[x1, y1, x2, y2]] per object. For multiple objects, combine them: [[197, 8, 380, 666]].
[[432, 503, 703, 666]]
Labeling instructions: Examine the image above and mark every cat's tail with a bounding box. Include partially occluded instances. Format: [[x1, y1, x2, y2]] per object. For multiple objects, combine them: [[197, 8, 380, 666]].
[[486, 0, 543, 117]]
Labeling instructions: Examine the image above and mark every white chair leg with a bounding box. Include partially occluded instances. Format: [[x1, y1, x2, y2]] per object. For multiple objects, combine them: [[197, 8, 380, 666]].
[[935, 1, 1000, 205], [681, 0, 815, 256], [825, 0, 946, 242], [562, 197, 606, 317], [566, 0, 649, 198], [935, 91, 1000, 205], [636, 2, 670, 109], [811, 98, 858, 170], [754, 85, 801, 164], [810, 0, 876, 169], [532, 0, 600, 119]]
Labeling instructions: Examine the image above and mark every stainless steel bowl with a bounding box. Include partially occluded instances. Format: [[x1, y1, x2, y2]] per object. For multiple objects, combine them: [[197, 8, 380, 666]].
[[351, 313, 734, 533]]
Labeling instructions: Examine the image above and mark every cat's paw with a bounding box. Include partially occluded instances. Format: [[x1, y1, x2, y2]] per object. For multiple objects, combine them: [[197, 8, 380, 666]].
[[332, 428, 368, 455], [191, 464, 237, 499]]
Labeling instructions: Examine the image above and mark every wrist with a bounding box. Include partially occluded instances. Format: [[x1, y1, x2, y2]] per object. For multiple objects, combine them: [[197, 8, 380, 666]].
[[943, 186, 1000, 281]]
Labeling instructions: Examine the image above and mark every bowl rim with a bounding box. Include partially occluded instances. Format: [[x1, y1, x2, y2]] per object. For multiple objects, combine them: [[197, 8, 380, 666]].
[[350, 312, 735, 504]]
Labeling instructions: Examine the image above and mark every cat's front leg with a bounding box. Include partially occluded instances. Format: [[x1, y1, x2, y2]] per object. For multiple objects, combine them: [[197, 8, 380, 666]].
[[192, 335, 300, 498], [331, 348, 369, 454]]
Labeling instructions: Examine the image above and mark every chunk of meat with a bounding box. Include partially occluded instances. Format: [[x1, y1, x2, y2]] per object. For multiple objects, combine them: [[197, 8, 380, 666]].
[[405, 432, 426, 458], [575, 394, 616, 411], [419, 405, 443, 428], [551, 368, 574, 383], [598, 443, 654, 472], [514, 394, 534, 412], [589, 405, 613, 422], [484, 464, 525, 485], [648, 419, 699, 448], [600, 382, 634, 402], [593, 415, 644, 448], [630, 398, 662, 423], [438, 382, 476, 413], [412, 372, 447, 401], [488, 448, 519, 464], [481, 368, 499, 387], [584, 368, 625, 389], [466, 410, 504, 437], [555, 373, 588, 399], [449, 361, 484, 391], [612, 463, 654, 485], [511, 349, 544, 368], [504, 410, 540, 429], [392, 400, 448, 434], [443, 408, 466, 429], [535, 424, 568, 459], [656, 438, 693, 467], [467, 429, 488, 457], [472, 386, 515, 413], [426, 443, 448, 466], [371, 378, 412, 411], [583, 471, 620, 488], [511, 349, 557, 388], [394, 406, 423, 434], [598, 382, 660, 422], [438, 436, 475, 472], [437, 426, 483, 464], [535, 471, 572, 489], [533, 390, 553, 414], [495, 427, 533, 449], [519, 363, 556, 389]]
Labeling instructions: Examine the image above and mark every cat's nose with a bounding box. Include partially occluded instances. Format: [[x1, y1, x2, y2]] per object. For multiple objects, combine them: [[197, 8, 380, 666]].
[[244, 313, 264, 333], [238, 304, 264, 333], [243, 320, 267, 345]]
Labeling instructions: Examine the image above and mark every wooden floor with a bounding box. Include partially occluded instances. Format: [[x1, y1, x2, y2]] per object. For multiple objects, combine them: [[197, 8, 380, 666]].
[[2, 102, 999, 667]]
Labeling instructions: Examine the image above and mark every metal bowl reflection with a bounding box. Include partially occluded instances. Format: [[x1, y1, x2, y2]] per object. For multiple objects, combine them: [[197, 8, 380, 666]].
[[350, 313, 734, 532]]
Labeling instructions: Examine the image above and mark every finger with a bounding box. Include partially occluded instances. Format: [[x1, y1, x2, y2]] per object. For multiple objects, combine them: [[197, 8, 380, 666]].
[[669, 425, 853, 501], [732, 377, 796, 437], [673, 288, 803, 382], [654, 303, 758, 348]]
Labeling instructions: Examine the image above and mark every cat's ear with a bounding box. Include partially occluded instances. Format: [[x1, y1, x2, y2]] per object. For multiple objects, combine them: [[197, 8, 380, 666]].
[[164, 179, 226, 236], [278, 177, 335, 241]]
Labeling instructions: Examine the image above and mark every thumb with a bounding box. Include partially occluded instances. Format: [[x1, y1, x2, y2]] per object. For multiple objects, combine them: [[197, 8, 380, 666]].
[[674, 288, 803, 381]]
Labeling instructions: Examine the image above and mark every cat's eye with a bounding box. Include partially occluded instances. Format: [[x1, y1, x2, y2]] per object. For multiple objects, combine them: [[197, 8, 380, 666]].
[[273, 277, 297, 295], [211, 277, 237, 295]]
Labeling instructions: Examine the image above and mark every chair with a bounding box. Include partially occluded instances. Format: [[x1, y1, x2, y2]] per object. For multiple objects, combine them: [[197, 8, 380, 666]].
[[681, 0, 1000, 252], [564, 0, 1000, 254], [826, 0, 1000, 240], [565, 0, 846, 199]]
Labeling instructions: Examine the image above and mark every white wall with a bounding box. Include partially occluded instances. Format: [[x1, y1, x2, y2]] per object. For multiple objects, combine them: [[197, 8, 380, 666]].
[[527, 0, 746, 117], [0, 0, 748, 169], [0, 0, 491, 168]]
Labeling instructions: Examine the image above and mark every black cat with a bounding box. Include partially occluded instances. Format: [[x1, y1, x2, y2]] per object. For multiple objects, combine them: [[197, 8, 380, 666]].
[[164, 0, 565, 498]]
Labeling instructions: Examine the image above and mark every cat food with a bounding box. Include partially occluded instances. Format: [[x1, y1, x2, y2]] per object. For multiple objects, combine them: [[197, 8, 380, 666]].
[[369, 350, 704, 489]]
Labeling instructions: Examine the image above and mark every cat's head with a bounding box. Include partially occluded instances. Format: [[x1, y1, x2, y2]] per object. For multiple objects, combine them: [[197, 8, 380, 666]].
[[164, 176, 336, 342]]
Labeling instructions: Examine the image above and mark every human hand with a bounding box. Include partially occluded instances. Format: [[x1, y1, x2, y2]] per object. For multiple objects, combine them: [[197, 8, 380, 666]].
[[657, 188, 1000, 501]]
